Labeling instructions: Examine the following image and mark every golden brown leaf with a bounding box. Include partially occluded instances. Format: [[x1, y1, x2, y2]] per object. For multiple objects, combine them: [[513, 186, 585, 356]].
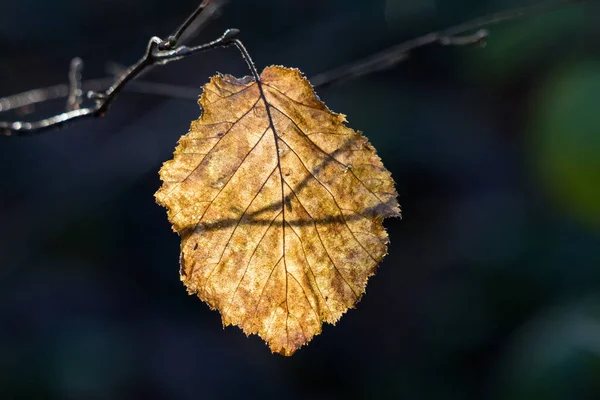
[[155, 66, 400, 355]]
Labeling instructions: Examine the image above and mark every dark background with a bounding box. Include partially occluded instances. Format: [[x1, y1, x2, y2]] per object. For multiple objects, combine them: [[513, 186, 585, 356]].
[[1, 0, 600, 399]]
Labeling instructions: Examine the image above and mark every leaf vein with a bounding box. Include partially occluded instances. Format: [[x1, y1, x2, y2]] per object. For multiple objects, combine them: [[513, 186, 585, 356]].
[[160, 97, 261, 202], [282, 182, 359, 301], [286, 220, 334, 319], [279, 137, 378, 263], [269, 104, 393, 212]]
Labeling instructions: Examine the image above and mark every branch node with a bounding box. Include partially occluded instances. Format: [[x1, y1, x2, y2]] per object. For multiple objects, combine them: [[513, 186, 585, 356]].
[[158, 36, 178, 51], [146, 36, 163, 58], [87, 91, 106, 101], [439, 29, 489, 46], [222, 28, 240, 42]]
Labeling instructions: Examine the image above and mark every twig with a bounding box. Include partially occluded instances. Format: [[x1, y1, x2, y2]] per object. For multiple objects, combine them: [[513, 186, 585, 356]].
[[163, 0, 230, 49], [157, 0, 228, 50], [310, 0, 593, 88], [0, 1, 233, 137], [0, 0, 593, 136], [66, 57, 84, 111]]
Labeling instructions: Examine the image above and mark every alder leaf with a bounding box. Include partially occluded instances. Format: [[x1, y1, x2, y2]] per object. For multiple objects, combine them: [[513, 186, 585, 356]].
[[155, 66, 400, 355]]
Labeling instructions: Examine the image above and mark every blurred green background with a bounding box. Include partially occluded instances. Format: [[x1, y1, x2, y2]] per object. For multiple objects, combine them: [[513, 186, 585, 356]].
[[1, 0, 599, 399]]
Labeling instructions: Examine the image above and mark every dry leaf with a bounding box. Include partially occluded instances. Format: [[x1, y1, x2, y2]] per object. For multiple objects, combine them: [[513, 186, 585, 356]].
[[155, 66, 400, 355]]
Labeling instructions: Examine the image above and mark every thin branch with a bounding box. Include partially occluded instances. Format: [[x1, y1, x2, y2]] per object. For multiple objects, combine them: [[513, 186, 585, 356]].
[[175, 0, 230, 47], [66, 57, 84, 111], [158, 0, 228, 50], [0, 0, 593, 135], [0, 0, 232, 137], [0, 78, 203, 117], [310, 0, 593, 88], [0, 31, 237, 136]]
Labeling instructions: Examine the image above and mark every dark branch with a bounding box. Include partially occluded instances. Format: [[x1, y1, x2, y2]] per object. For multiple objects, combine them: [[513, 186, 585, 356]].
[[310, 0, 593, 88], [0, 77, 203, 116], [158, 0, 230, 50], [0, 0, 593, 135], [0, 1, 233, 137], [66, 57, 84, 111]]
